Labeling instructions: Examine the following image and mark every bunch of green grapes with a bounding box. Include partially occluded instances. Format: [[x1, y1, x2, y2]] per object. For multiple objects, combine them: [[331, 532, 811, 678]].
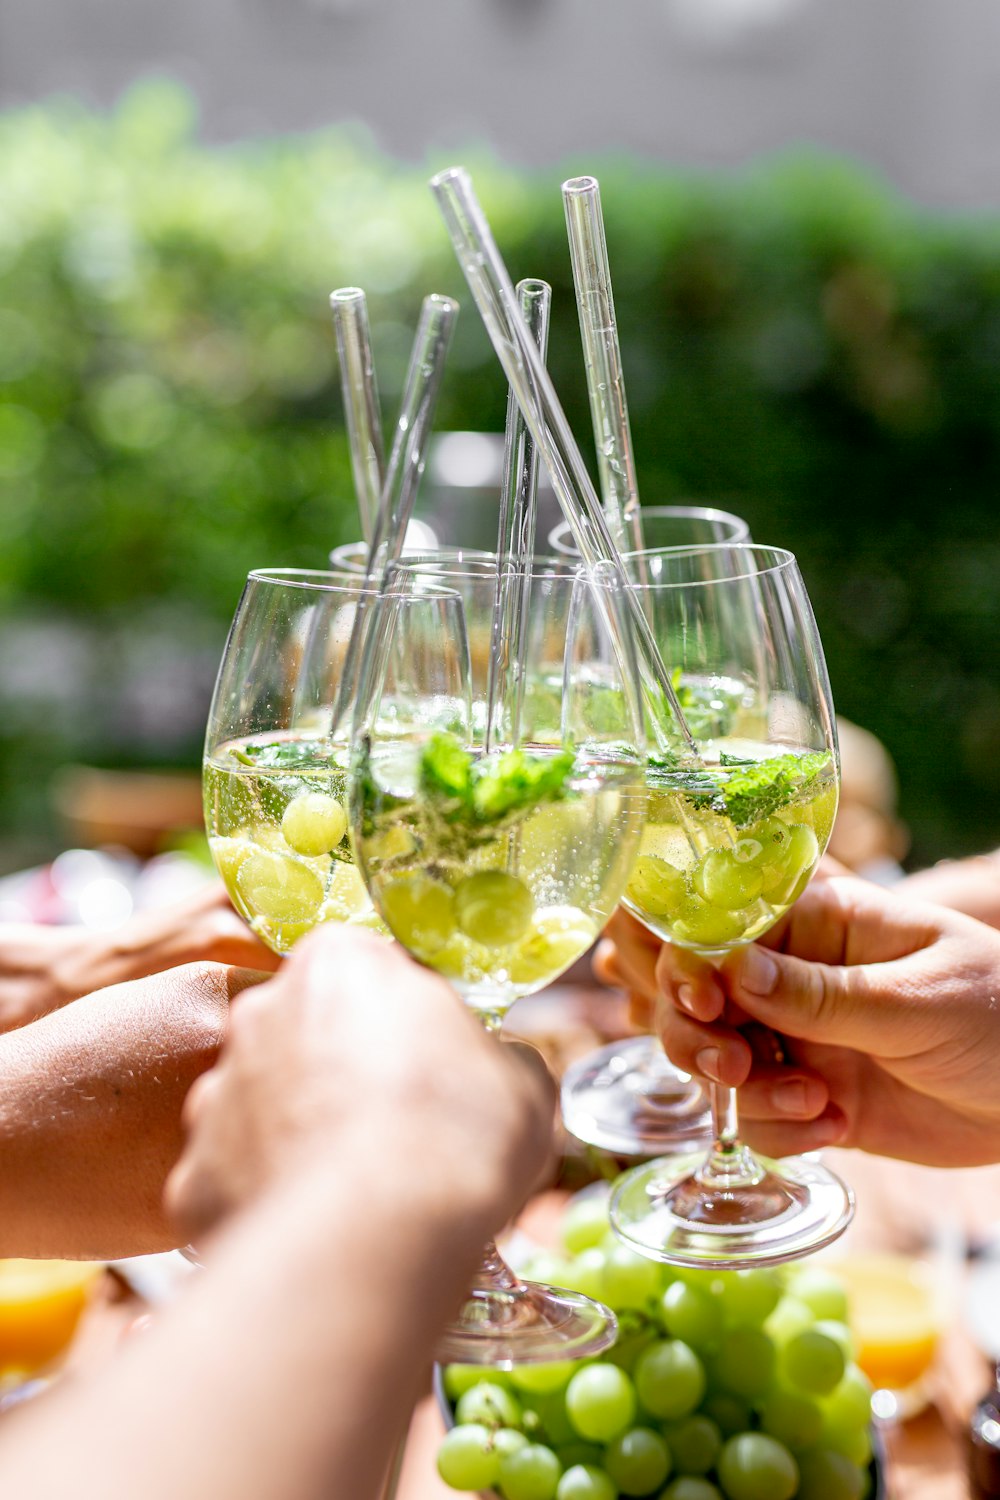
[[436, 1191, 874, 1500]]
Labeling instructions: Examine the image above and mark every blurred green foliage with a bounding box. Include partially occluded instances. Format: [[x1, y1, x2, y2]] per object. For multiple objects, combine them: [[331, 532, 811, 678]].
[[2, 82, 1000, 867]]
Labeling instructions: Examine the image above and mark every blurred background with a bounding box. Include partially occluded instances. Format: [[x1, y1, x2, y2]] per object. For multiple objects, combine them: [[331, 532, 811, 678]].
[[2, 0, 1000, 894]]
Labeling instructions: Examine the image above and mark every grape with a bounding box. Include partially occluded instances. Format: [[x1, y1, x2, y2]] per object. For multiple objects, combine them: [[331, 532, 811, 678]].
[[559, 1249, 607, 1301], [823, 1423, 872, 1466], [633, 1340, 706, 1420], [322, 859, 374, 920], [456, 1381, 523, 1430], [365, 824, 416, 863], [444, 1364, 513, 1400], [604, 1325, 658, 1377], [209, 834, 253, 887], [555, 1466, 617, 1500], [436, 1423, 502, 1490], [510, 1362, 577, 1397], [601, 1246, 662, 1312], [693, 849, 764, 911], [793, 1446, 864, 1500], [787, 1267, 849, 1324], [663, 1415, 721, 1476], [522, 1252, 574, 1287], [710, 1328, 775, 1400], [626, 855, 689, 918], [455, 870, 534, 946], [498, 1442, 563, 1500], [510, 908, 596, 986], [820, 1363, 873, 1438], [560, 1194, 611, 1255], [764, 1295, 814, 1346], [762, 824, 819, 903], [700, 1393, 751, 1439], [496, 1429, 531, 1458], [565, 1364, 637, 1442], [742, 818, 793, 878], [716, 1432, 799, 1500], [813, 1318, 855, 1362], [671, 899, 747, 948], [525, 1392, 577, 1447], [604, 1426, 671, 1495], [236, 849, 324, 922], [280, 791, 347, 855], [756, 1388, 823, 1449], [660, 1281, 724, 1351], [778, 1328, 846, 1396], [380, 873, 456, 955], [717, 1270, 781, 1329], [660, 1481, 723, 1500]]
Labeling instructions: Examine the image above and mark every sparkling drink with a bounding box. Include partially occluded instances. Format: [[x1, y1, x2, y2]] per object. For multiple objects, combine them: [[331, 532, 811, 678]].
[[204, 732, 383, 952]]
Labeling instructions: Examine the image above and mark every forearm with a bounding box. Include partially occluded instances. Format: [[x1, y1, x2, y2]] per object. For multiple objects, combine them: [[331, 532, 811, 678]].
[[0, 1162, 489, 1500], [0, 964, 246, 1259]]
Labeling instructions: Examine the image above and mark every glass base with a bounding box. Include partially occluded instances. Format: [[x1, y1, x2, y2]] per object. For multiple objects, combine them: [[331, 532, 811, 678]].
[[434, 1281, 618, 1367], [560, 1036, 712, 1157], [610, 1148, 854, 1269]]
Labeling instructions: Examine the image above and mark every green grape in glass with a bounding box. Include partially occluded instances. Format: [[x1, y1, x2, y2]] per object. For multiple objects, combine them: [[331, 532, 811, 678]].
[[350, 559, 648, 1364], [608, 544, 854, 1269], [203, 568, 464, 955]]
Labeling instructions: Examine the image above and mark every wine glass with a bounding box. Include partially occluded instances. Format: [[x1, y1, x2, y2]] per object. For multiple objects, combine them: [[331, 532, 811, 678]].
[[608, 543, 854, 1268], [547, 503, 750, 559], [348, 559, 648, 1362], [556, 511, 750, 1159], [202, 568, 464, 953]]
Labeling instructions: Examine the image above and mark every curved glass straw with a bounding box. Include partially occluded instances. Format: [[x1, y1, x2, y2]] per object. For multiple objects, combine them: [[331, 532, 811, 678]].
[[330, 287, 385, 546], [328, 293, 458, 739], [563, 175, 645, 562], [429, 166, 696, 766], [486, 278, 551, 752]]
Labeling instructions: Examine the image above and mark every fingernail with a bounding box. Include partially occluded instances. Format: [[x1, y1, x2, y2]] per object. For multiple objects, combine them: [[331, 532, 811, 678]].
[[772, 1079, 809, 1115], [741, 948, 778, 996], [695, 1047, 722, 1082], [677, 983, 698, 1015]]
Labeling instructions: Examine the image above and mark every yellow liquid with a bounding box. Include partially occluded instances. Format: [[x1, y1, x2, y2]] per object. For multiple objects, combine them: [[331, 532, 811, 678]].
[[204, 735, 386, 954], [356, 744, 646, 1014], [831, 1254, 941, 1391], [0, 1260, 102, 1379], [623, 740, 838, 951]]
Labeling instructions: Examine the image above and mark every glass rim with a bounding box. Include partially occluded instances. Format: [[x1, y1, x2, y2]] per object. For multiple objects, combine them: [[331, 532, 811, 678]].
[[245, 566, 459, 601], [387, 552, 606, 585], [630, 542, 798, 588]]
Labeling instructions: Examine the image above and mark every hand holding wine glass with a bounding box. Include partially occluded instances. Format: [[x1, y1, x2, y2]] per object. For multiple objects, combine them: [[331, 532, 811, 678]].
[[652, 870, 1000, 1167]]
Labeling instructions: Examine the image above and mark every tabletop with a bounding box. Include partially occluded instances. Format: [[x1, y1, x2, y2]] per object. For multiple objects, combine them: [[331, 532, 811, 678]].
[[393, 987, 1000, 1500]]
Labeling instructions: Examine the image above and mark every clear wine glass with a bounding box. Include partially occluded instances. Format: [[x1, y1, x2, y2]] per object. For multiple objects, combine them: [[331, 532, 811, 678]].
[[608, 543, 854, 1268], [349, 558, 648, 1362], [557, 514, 750, 1159], [202, 568, 464, 953]]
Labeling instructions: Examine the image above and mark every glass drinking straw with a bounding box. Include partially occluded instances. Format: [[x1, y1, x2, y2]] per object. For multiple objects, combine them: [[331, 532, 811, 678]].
[[429, 167, 696, 766], [330, 287, 385, 546], [485, 278, 551, 753], [562, 176, 646, 562], [328, 292, 458, 739]]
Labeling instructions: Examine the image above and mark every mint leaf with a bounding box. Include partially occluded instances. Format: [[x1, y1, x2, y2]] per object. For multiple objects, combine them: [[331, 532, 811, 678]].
[[471, 747, 576, 822], [419, 732, 473, 804], [232, 738, 333, 772], [712, 750, 833, 828]]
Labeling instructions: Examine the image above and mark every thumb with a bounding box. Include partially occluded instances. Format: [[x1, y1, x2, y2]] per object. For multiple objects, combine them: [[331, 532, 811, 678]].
[[721, 941, 918, 1058]]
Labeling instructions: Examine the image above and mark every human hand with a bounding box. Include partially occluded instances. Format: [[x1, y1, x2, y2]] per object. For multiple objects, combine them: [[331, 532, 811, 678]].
[[646, 875, 1000, 1166], [0, 882, 279, 1033], [897, 850, 1000, 930], [166, 926, 556, 1245]]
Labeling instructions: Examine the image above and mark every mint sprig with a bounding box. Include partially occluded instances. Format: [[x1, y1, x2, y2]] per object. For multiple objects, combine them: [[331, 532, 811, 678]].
[[420, 732, 576, 829], [705, 750, 833, 828]]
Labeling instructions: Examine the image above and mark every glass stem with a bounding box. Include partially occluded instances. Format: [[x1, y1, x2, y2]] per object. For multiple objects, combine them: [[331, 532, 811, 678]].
[[471, 1238, 521, 1296], [697, 1083, 766, 1191]]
